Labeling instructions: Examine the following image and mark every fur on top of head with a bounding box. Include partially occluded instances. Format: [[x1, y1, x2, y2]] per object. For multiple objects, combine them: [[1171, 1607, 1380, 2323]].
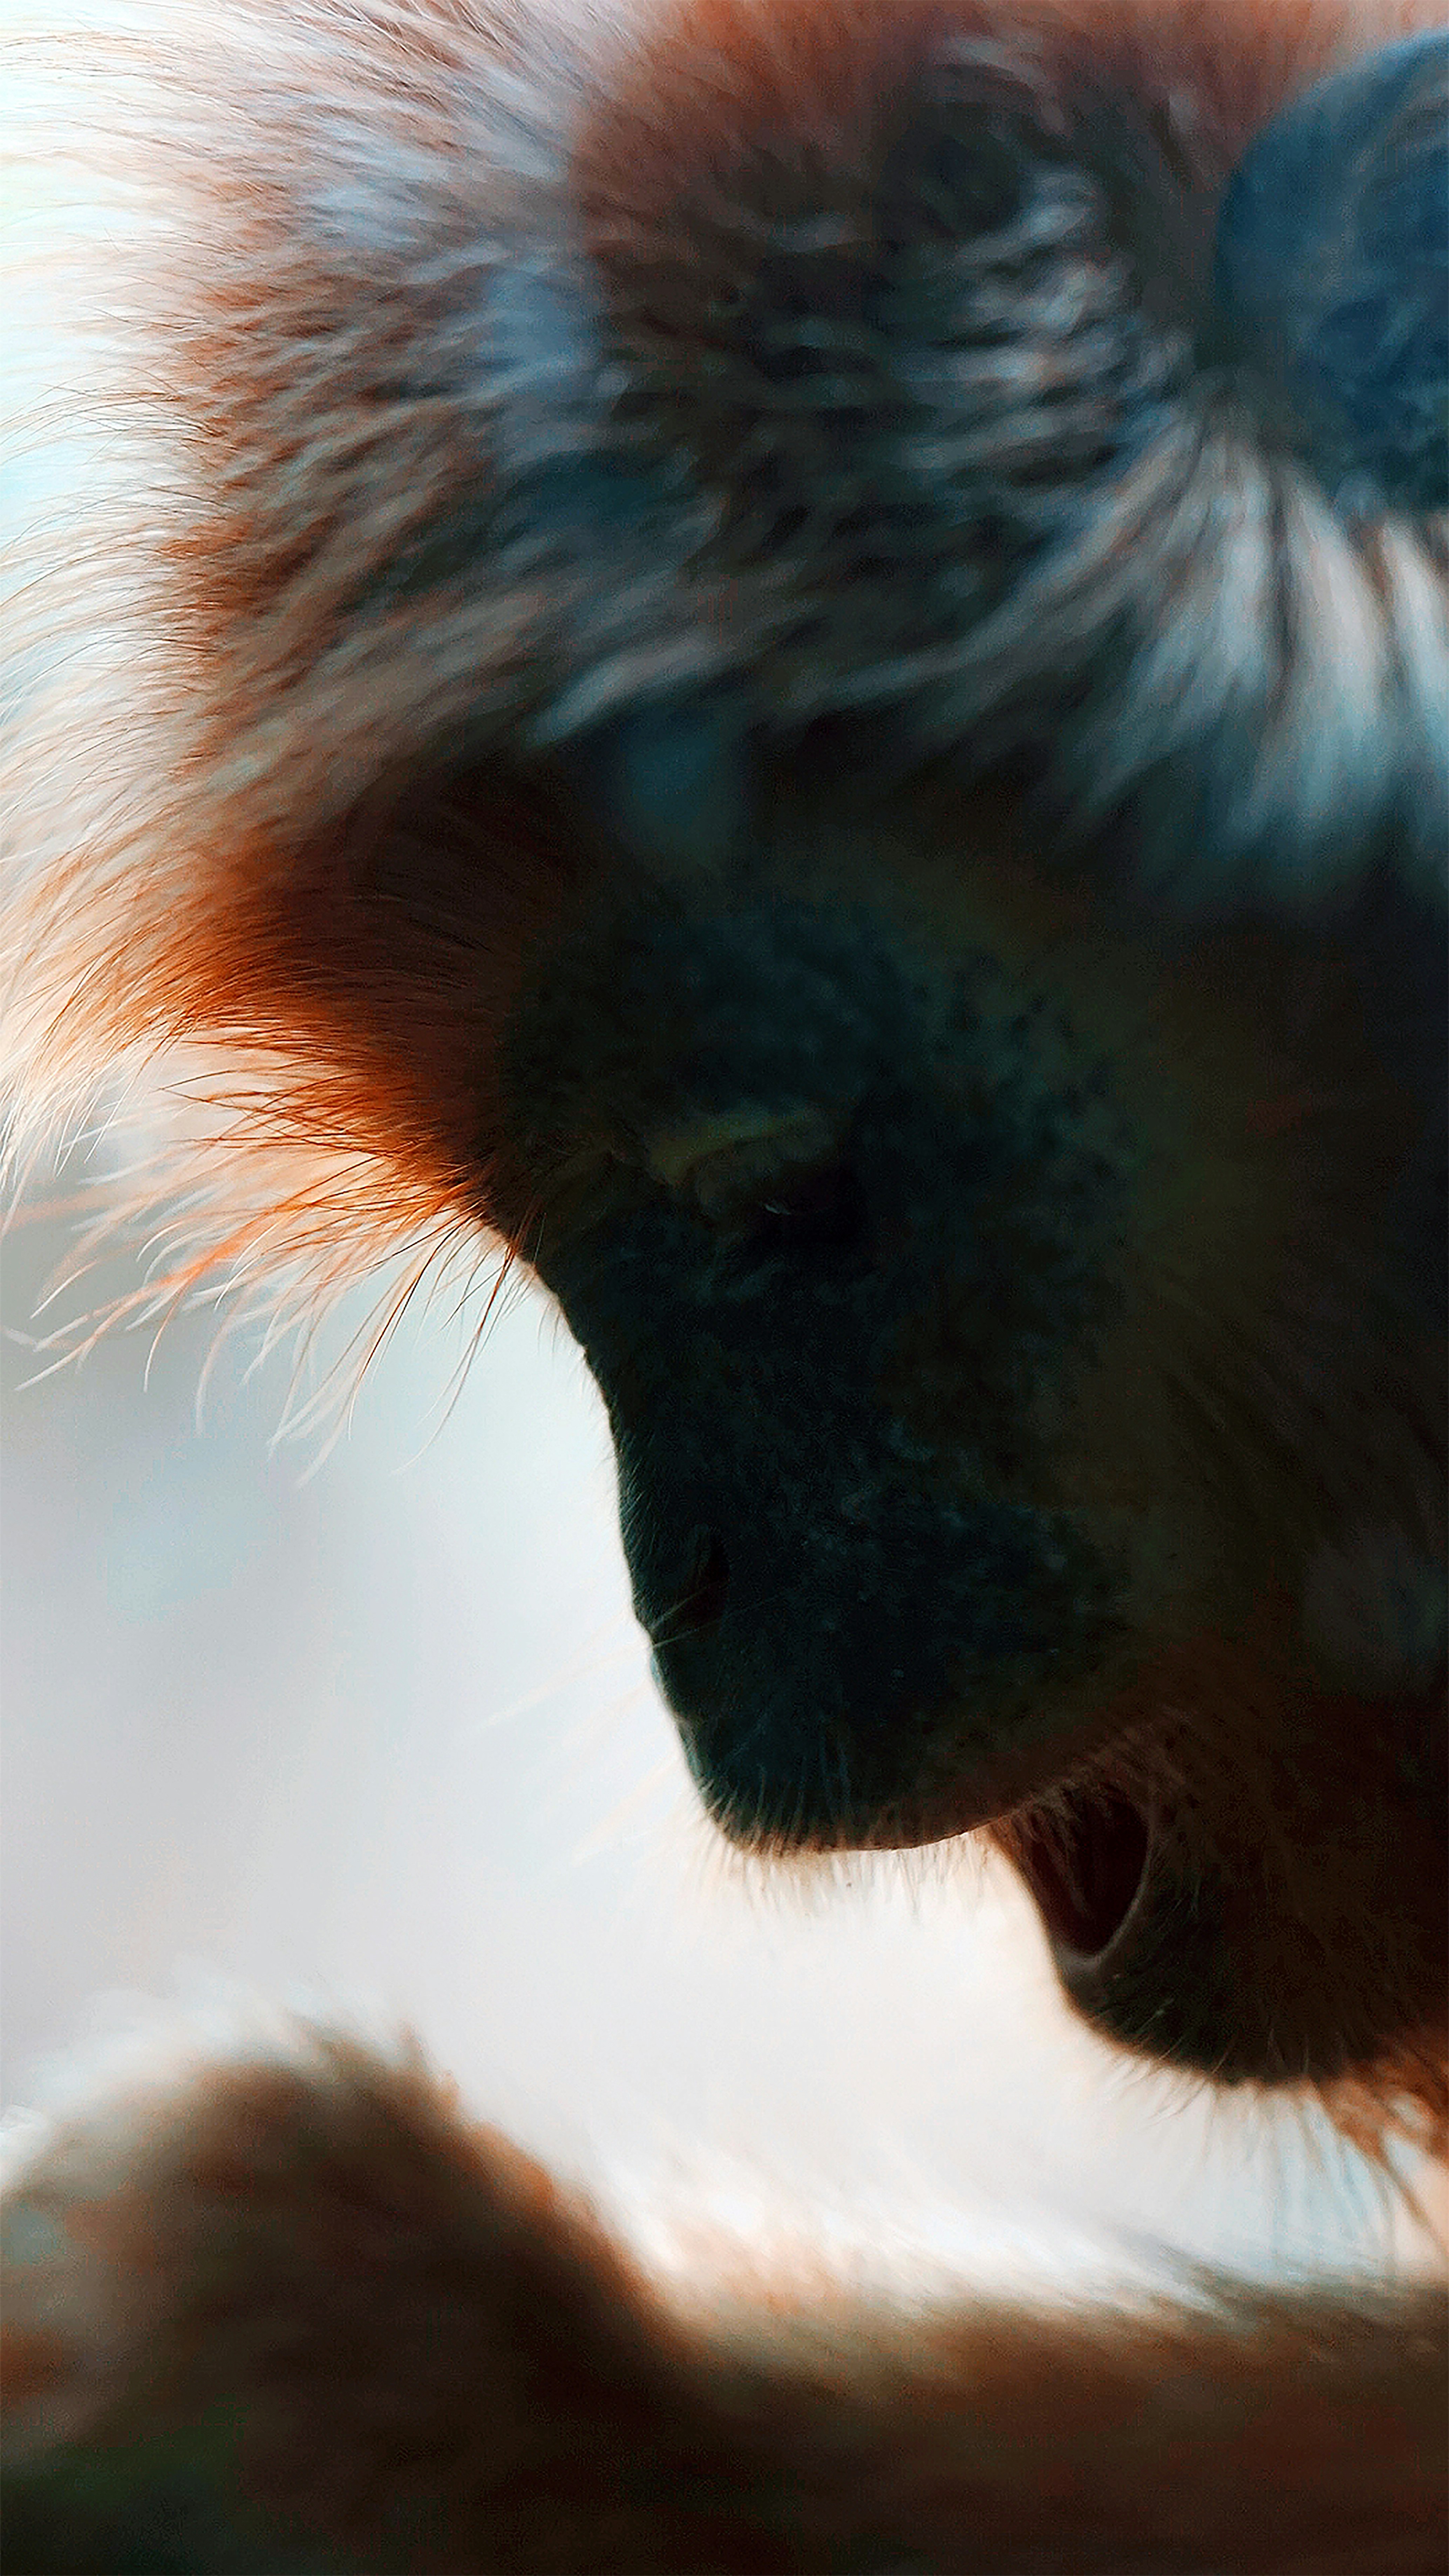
[[4, 0, 1445, 1311]]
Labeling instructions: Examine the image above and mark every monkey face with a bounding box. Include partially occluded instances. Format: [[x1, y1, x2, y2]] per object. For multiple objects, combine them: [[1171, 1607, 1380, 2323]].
[[507, 884, 1129, 1838], [9, 1, 1445, 2107], [492, 775, 1446, 2090]]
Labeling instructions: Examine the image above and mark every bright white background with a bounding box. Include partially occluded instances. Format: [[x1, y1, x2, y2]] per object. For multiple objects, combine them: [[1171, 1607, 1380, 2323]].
[[3, 1189, 1438, 2299]]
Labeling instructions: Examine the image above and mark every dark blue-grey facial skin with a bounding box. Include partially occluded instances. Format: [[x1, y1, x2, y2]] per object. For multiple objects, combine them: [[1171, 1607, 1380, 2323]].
[[493, 808, 1445, 2093], [503, 891, 1136, 1850]]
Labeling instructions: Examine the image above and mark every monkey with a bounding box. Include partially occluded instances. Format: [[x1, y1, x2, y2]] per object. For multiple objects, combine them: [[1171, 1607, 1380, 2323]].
[[1, 1, 1446, 2567]]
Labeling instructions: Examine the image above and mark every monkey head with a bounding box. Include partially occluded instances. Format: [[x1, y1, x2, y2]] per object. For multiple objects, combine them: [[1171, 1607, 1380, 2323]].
[[7, 1, 1446, 2114]]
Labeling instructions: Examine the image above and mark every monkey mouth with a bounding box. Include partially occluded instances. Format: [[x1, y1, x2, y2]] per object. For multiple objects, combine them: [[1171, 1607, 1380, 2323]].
[[996, 1785, 1153, 1963]]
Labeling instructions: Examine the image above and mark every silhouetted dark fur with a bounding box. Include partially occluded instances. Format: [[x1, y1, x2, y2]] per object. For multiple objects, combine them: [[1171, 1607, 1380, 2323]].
[[3, 4, 1445, 2568]]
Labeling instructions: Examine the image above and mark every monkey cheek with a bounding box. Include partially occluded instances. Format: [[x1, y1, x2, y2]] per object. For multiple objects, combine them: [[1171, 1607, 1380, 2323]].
[[1300, 1527, 1448, 1700]]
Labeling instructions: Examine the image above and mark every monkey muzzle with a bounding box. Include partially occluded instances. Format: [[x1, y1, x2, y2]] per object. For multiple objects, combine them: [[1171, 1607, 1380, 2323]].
[[501, 891, 1140, 1854]]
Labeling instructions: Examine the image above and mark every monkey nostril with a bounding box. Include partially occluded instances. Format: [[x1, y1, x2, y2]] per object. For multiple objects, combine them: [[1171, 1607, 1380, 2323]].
[[666, 1531, 731, 1645]]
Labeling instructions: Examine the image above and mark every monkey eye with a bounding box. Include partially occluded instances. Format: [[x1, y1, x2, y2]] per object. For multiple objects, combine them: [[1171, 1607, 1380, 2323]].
[[645, 1105, 851, 1238]]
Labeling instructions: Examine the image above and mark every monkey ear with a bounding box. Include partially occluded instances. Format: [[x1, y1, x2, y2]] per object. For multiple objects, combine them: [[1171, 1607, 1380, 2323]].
[[1214, 30, 1448, 512]]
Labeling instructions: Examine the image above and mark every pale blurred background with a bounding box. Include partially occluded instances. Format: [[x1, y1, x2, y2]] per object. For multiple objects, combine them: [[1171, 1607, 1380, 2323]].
[[3, 1171, 1439, 2300]]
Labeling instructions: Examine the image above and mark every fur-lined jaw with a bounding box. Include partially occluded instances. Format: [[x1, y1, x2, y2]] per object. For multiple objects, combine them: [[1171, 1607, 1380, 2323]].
[[3, 0, 1445, 1309]]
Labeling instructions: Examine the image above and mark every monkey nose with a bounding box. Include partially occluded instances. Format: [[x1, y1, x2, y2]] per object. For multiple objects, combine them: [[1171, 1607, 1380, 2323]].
[[629, 1479, 948, 1843]]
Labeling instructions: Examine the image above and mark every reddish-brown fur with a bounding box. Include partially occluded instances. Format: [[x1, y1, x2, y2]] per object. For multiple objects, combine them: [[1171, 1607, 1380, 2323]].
[[2, 2, 1445, 2566]]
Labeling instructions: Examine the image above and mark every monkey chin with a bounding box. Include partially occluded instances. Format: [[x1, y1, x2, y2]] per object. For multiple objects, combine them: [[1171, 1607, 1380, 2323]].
[[666, 1627, 1449, 2100]]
